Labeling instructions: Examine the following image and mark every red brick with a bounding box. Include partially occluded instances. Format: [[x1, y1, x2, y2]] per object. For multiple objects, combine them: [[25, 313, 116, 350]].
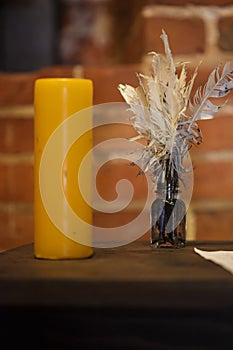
[[108, 0, 145, 64], [84, 64, 141, 104], [192, 161, 233, 199], [0, 66, 74, 106], [0, 73, 36, 105], [0, 64, 140, 107], [96, 160, 149, 201], [189, 115, 233, 153], [93, 124, 138, 146], [93, 209, 150, 242], [142, 16, 205, 55], [218, 16, 233, 51], [38, 65, 74, 78], [0, 118, 34, 153], [0, 161, 34, 202], [93, 209, 140, 228], [0, 205, 33, 251], [194, 209, 233, 241]]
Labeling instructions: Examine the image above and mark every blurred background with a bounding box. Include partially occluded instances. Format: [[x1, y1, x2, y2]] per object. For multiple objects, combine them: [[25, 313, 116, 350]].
[[0, 0, 233, 251]]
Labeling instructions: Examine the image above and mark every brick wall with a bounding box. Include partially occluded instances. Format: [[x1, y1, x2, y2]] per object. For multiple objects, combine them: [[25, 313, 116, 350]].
[[0, 67, 75, 251], [1, 0, 233, 250]]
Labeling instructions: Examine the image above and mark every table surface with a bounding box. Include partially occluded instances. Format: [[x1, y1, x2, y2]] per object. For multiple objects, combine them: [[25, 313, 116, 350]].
[[0, 240, 233, 309]]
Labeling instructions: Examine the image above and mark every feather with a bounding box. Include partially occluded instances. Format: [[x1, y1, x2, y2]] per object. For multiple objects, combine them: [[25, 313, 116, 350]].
[[118, 30, 233, 183], [188, 62, 233, 128]]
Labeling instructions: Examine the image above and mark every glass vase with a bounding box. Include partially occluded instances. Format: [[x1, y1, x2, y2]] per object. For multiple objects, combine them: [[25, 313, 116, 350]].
[[150, 161, 186, 248]]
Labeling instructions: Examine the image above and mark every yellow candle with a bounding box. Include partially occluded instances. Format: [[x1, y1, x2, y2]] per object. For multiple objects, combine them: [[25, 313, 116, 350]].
[[34, 78, 93, 259]]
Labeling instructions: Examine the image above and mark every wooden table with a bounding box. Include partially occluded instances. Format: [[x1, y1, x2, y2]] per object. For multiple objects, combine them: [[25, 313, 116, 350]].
[[0, 241, 232, 349]]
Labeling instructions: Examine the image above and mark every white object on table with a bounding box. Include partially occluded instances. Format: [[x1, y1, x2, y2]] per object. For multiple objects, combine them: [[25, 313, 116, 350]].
[[194, 247, 233, 275]]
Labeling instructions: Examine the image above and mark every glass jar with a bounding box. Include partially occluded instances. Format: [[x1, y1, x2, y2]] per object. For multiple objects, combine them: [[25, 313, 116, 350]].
[[150, 160, 186, 248]]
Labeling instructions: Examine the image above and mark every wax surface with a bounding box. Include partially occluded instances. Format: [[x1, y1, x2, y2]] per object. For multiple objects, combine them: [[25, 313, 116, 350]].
[[34, 78, 93, 259]]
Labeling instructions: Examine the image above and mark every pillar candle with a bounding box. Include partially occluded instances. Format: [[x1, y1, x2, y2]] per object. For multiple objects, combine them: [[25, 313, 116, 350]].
[[34, 78, 93, 259]]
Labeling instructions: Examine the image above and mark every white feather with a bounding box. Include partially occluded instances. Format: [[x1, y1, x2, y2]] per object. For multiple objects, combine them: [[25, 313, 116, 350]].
[[188, 62, 233, 127], [118, 31, 233, 181]]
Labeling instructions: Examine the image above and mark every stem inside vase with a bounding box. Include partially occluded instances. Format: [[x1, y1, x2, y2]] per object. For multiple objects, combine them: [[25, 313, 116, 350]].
[[150, 160, 186, 248]]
